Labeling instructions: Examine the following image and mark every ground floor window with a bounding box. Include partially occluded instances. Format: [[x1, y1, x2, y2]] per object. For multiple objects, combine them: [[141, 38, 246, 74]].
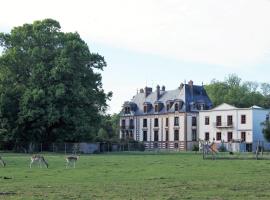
[[143, 131, 147, 141], [227, 132, 233, 142], [192, 130, 197, 141], [174, 143, 179, 148], [216, 132, 221, 141], [205, 132, 209, 141], [166, 131, 169, 141], [154, 131, 159, 141], [174, 130, 179, 141], [241, 132, 246, 142]]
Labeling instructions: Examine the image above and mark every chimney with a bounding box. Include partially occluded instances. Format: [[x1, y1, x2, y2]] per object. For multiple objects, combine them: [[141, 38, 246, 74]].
[[188, 80, 194, 99], [179, 83, 184, 89], [156, 85, 160, 100], [162, 85, 165, 91], [145, 87, 152, 98]]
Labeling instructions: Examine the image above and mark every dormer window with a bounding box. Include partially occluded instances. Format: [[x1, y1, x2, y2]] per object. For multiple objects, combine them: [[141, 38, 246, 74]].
[[175, 103, 179, 111], [155, 105, 158, 112], [124, 107, 130, 114], [144, 105, 147, 113], [166, 104, 170, 111]]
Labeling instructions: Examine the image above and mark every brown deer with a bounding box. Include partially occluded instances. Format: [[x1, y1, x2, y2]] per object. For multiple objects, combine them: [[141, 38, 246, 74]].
[[30, 155, 48, 168], [66, 155, 79, 168]]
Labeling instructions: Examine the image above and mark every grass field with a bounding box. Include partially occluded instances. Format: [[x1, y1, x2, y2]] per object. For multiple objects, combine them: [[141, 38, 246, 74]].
[[1, 152, 270, 200]]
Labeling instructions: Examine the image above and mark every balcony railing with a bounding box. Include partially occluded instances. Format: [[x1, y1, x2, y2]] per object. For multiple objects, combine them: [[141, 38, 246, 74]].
[[214, 122, 233, 128]]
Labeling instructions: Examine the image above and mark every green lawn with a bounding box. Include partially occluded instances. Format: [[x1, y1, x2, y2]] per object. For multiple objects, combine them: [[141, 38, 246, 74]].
[[1, 152, 270, 200]]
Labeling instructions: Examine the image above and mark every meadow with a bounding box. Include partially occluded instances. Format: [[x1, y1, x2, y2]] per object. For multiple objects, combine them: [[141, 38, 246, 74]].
[[1, 152, 270, 200]]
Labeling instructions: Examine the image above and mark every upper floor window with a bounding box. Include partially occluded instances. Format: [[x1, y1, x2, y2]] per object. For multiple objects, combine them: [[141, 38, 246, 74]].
[[121, 119, 126, 127], [143, 118, 147, 127], [165, 118, 169, 127], [174, 117, 179, 126], [175, 103, 179, 111], [192, 117, 197, 126], [154, 118, 159, 127], [241, 115, 246, 124], [216, 116, 222, 126], [205, 116, 210, 125], [129, 119, 134, 128], [227, 115, 233, 126]]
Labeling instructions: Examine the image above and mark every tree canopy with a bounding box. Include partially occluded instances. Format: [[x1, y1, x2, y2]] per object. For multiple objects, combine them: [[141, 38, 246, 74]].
[[204, 74, 270, 108], [0, 19, 112, 148]]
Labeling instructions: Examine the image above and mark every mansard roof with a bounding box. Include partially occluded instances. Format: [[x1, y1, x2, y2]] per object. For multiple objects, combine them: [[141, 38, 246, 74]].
[[121, 83, 213, 115]]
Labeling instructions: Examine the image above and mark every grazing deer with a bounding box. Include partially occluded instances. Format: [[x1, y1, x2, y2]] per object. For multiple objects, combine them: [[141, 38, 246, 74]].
[[30, 155, 48, 168], [66, 155, 79, 168], [0, 156, 6, 167]]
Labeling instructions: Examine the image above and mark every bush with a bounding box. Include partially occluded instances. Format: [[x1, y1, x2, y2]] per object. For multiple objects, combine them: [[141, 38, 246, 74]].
[[219, 144, 227, 152], [192, 144, 199, 152]]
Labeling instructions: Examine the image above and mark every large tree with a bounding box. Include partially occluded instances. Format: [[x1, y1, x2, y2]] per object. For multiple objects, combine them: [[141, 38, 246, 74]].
[[0, 19, 111, 147]]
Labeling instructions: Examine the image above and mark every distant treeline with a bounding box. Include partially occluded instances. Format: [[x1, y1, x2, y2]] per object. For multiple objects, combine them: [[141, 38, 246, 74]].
[[205, 74, 270, 108]]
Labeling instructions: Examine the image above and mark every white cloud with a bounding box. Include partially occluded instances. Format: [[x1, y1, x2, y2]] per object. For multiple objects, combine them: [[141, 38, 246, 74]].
[[1, 0, 270, 67]]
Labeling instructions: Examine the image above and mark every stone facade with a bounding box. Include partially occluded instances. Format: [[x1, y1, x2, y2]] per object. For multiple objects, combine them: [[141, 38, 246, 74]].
[[119, 81, 213, 150]]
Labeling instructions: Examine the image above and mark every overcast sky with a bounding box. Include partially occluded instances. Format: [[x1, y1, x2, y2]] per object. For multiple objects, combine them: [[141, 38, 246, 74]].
[[1, 0, 270, 113]]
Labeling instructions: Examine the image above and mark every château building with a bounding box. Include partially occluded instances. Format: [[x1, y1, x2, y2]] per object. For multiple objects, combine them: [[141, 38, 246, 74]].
[[119, 81, 213, 150]]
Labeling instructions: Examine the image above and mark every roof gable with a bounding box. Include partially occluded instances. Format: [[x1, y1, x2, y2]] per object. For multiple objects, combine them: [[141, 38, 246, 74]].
[[212, 103, 237, 110]]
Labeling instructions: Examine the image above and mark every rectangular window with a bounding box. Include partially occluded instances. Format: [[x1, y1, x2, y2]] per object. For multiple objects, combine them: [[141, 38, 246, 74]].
[[165, 118, 169, 127], [216, 116, 222, 126], [143, 131, 147, 141], [129, 119, 134, 129], [154, 131, 159, 141], [205, 132, 209, 141], [192, 130, 197, 141], [216, 132, 221, 141], [227, 115, 233, 126], [165, 131, 169, 141], [192, 117, 197, 126], [154, 118, 159, 127], [241, 132, 246, 141], [143, 119, 147, 128], [241, 115, 246, 124], [121, 119, 126, 128], [144, 106, 147, 113], [227, 132, 233, 142], [174, 117, 179, 126], [155, 105, 158, 112], [205, 116, 209, 125], [174, 130, 179, 141]]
